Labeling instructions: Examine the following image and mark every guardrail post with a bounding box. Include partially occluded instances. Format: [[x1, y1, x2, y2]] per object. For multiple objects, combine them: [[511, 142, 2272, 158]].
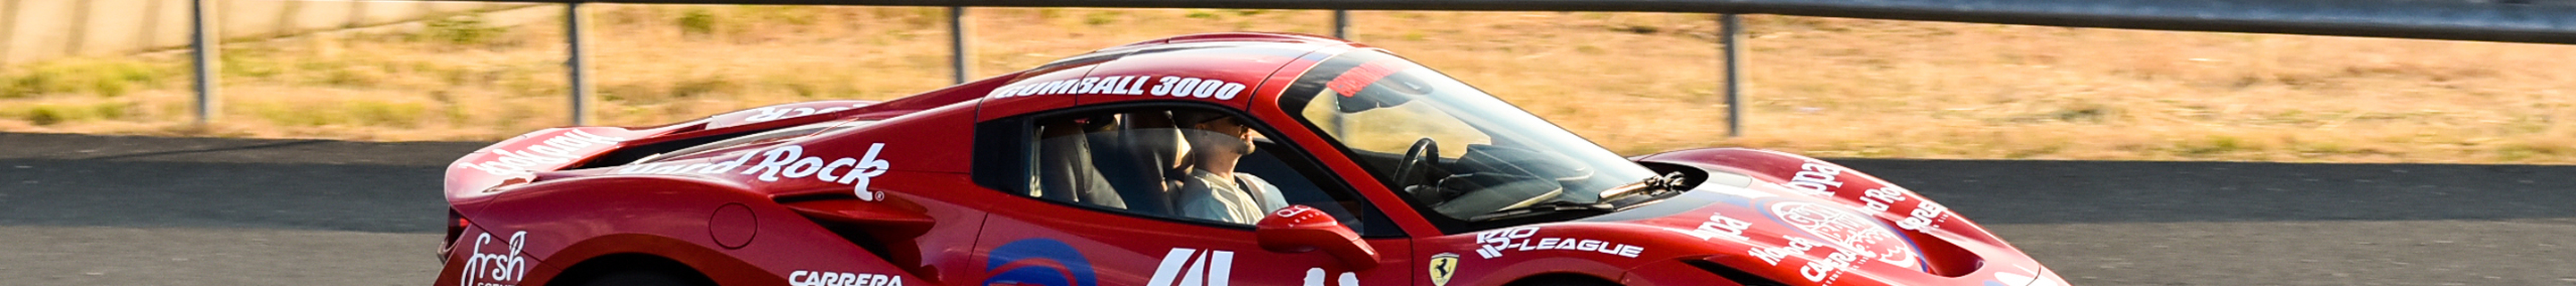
[[191, 0, 219, 125], [1333, 10, 1349, 39], [566, 2, 590, 125], [950, 6, 969, 84], [1721, 13, 1744, 138]]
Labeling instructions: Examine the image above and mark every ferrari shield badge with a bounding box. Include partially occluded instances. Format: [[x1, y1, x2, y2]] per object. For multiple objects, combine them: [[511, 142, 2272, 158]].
[[1428, 253, 1461, 286]]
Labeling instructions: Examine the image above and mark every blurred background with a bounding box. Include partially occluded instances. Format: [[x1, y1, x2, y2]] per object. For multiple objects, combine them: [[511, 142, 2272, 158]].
[[4, 2, 2576, 285], [5, 1, 2575, 164]]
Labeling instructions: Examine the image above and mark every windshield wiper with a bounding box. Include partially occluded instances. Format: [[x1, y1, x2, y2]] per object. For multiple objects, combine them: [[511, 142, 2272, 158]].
[[1597, 172, 1690, 202], [1470, 200, 1615, 221], [1469, 172, 1690, 222]]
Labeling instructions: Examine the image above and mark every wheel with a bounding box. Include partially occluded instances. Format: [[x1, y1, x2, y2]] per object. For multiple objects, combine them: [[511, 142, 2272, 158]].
[[580, 270, 712, 286], [1504, 274, 1623, 286]]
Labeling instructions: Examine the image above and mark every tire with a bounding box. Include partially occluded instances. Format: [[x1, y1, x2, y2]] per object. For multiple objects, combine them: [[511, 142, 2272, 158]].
[[580, 271, 713, 286], [1506, 274, 1621, 286]]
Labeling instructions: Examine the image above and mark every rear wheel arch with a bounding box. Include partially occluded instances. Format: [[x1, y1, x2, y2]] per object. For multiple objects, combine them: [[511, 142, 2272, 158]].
[[549, 253, 716, 286], [1505, 273, 1623, 286], [541, 233, 781, 286]]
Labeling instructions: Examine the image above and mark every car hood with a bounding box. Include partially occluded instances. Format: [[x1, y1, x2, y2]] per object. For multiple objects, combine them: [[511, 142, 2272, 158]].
[[1443, 181, 2066, 286]]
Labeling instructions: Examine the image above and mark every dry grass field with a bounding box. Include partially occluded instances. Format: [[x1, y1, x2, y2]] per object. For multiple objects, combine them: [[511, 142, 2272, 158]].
[[4, 5, 2573, 164]]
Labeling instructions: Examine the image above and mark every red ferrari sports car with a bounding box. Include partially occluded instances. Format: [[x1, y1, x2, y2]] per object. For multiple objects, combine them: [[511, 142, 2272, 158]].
[[439, 32, 2069, 286]]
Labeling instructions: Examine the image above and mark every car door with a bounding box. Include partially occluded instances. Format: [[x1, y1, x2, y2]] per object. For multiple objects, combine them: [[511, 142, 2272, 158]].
[[969, 104, 1411, 286]]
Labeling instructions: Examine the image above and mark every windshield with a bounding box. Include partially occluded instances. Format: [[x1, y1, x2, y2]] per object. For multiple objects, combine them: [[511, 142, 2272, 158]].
[[1275, 50, 1657, 231]]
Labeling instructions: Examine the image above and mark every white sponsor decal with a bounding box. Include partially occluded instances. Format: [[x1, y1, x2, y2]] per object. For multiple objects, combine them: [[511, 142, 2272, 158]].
[[1674, 211, 1755, 241], [1856, 187, 1907, 212], [1853, 186, 1951, 231], [1471, 227, 1644, 259], [988, 75, 1248, 100], [1302, 268, 1360, 286], [1147, 248, 1234, 286], [789, 270, 904, 286], [1781, 162, 1845, 196], [1760, 201, 1925, 284], [455, 130, 626, 176], [1746, 235, 1885, 284], [742, 103, 867, 122], [458, 231, 530, 286], [1747, 235, 1821, 266], [617, 143, 892, 200]]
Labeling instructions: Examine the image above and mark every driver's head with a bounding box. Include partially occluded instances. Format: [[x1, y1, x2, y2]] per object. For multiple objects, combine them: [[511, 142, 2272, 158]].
[[1174, 111, 1256, 156]]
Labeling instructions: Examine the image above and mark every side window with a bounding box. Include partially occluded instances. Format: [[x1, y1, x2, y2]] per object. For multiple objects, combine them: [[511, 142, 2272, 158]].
[[1013, 105, 1394, 236]]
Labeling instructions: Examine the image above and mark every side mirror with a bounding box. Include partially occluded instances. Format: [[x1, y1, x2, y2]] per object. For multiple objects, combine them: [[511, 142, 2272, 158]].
[[1256, 205, 1380, 270]]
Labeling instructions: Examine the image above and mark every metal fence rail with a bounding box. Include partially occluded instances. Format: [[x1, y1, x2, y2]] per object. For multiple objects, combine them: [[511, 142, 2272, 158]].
[[178, 0, 2576, 134], [441, 0, 2576, 45]]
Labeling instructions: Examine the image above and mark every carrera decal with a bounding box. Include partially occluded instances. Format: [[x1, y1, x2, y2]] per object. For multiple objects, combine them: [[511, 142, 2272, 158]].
[[1426, 253, 1459, 286], [1146, 248, 1235, 286], [455, 130, 625, 176], [1302, 268, 1358, 286], [983, 239, 1098, 286], [987, 75, 1248, 100], [1471, 227, 1644, 259], [1781, 162, 1845, 196], [457, 230, 530, 286], [620, 143, 895, 200], [790, 270, 903, 286]]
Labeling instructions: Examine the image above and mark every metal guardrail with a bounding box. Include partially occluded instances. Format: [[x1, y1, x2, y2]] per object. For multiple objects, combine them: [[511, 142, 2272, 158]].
[[181, 0, 2576, 135], [437, 0, 2576, 45]]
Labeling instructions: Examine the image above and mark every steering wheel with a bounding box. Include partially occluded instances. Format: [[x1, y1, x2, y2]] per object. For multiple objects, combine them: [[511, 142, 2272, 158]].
[[1392, 138, 1442, 194]]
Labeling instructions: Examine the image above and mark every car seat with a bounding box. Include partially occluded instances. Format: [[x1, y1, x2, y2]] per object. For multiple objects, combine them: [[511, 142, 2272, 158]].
[[1087, 111, 1193, 215], [1036, 120, 1126, 209]]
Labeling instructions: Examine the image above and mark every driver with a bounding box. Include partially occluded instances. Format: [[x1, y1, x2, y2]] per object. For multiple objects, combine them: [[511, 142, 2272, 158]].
[[1169, 111, 1290, 224]]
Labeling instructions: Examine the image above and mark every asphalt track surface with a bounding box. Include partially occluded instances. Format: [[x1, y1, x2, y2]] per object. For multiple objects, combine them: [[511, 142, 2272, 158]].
[[2, 131, 2572, 286]]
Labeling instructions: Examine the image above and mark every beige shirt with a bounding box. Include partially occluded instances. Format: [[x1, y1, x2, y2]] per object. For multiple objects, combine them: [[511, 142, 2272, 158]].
[[1174, 169, 1290, 224]]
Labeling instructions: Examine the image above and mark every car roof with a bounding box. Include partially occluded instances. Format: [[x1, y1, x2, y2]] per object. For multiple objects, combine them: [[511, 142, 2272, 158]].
[[974, 32, 1366, 120]]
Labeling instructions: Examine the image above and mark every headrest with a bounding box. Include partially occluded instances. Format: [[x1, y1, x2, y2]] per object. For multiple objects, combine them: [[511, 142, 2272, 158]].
[[1119, 112, 1192, 172]]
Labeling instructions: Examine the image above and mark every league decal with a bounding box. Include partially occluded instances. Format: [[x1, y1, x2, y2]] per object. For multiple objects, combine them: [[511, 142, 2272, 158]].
[[1301, 268, 1358, 286], [455, 130, 625, 176], [457, 230, 530, 286], [789, 270, 903, 286], [983, 239, 1098, 286], [1426, 253, 1459, 286], [1472, 227, 1644, 259], [988, 75, 1248, 100], [1146, 248, 1235, 286]]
